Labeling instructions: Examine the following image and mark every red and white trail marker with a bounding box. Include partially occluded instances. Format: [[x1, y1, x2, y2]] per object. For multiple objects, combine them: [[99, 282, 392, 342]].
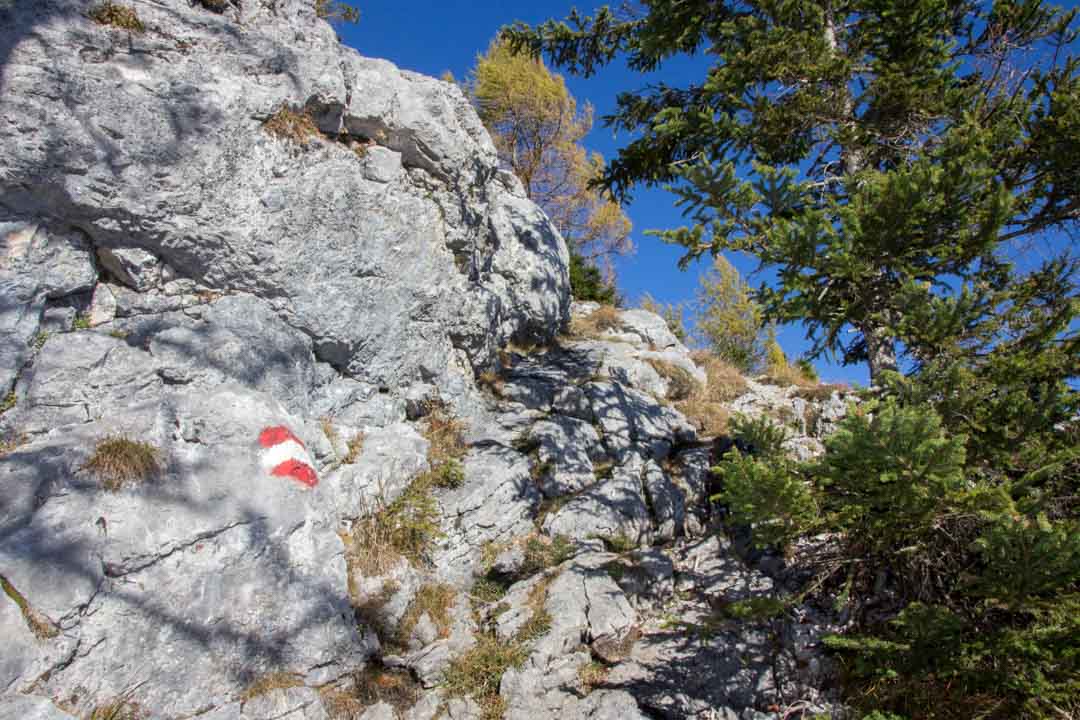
[[258, 425, 318, 488]]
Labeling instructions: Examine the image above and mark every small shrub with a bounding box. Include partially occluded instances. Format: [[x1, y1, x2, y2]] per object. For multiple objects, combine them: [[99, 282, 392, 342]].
[[241, 672, 303, 702], [442, 634, 529, 720], [720, 596, 789, 621], [729, 413, 789, 458], [398, 583, 456, 645], [33, 331, 49, 349], [263, 106, 321, 146], [645, 358, 700, 401], [86, 435, 160, 491], [73, 314, 91, 330], [569, 251, 619, 304], [433, 458, 465, 489], [712, 449, 818, 550], [108, 329, 130, 340], [314, 0, 360, 23], [88, 2, 144, 32], [594, 533, 636, 554], [0, 392, 14, 414]]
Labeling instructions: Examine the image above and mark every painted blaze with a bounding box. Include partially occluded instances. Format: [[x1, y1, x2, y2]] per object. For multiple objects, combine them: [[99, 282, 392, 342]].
[[258, 425, 318, 487]]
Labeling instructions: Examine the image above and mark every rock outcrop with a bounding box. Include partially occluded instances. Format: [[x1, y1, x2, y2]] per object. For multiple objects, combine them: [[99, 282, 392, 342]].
[[0, 2, 852, 718]]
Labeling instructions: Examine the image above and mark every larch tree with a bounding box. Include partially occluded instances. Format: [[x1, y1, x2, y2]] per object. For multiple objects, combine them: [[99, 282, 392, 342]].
[[470, 39, 634, 299], [694, 255, 764, 372], [505, 0, 1079, 382]]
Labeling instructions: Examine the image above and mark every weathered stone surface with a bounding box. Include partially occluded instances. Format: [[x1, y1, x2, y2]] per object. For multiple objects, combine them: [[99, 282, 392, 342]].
[[542, 462, 653, 546], [433, 445, 540, 585], [1, 0, 569, 397], [0, 695, 77, 720]]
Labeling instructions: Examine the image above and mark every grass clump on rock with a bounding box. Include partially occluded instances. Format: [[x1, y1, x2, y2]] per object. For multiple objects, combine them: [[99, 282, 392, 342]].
[[86, 435, 161, 491], [89, 2, 145, 32], [397, 583, 456, 645], [263, 106, 321, 146], [442, 633, 529, 720]]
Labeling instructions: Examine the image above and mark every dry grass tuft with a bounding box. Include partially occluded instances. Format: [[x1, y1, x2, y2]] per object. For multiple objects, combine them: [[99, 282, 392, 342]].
[[241, 672, 304, 702], [421, 407, 467, 489], [515, 574, 554, 641], [89, 2, 144, 32], [398, 583, 456, 645], [344, 432, 365, 465], [0, 432, 27, 459], [691, 351, 750, 401], [577, 660, 610, 693], [476, 369, 505, 398], [88, 698, 146, 720], [422, 408, 467, 467], [760, 361, 817, 388], [321, 665, 419, 719], [345, 475, 442, 577], [645, 358, 701, 402], [569, 304, 623, 339], [673, 351, 751, 437], [443, 633, 529, 720], [1, 573, 59, 640], [85, 436, 160, 491], [263, 106, 321, 146]]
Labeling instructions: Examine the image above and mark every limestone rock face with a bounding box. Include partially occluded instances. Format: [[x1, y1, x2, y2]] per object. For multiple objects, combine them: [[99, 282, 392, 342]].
[[0, 0, 569, 393]]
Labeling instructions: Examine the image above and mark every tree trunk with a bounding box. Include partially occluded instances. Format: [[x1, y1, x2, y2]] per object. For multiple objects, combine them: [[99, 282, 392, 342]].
[[827, 2, 896, 384], [860, 321, 898, 384]]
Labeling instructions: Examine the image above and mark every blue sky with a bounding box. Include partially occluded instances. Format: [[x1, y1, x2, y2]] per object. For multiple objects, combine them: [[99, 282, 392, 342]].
[[336, 1, 1077, 385]]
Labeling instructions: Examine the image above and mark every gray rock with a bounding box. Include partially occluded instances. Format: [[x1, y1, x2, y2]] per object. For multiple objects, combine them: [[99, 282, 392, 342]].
[[358, 701, 397, 720], [86, 283, 116, 327], [433, 446, 540, 585], [531, 415, 605, 498], [0, 695, 77, 720], [0, 273, 41, 395], [1, 0, 569, 395], [542, 460, 652, 546], [96, 247, 161, 291]]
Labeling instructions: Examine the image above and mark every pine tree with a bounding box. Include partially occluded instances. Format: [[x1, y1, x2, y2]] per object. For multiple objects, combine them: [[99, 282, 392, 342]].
[[505, 0, 1079, 383]]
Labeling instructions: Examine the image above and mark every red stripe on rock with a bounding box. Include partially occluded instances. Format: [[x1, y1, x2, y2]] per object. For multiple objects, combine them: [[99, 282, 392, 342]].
[[259, 425, 305, 448], [270, 459, 318, 488]]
